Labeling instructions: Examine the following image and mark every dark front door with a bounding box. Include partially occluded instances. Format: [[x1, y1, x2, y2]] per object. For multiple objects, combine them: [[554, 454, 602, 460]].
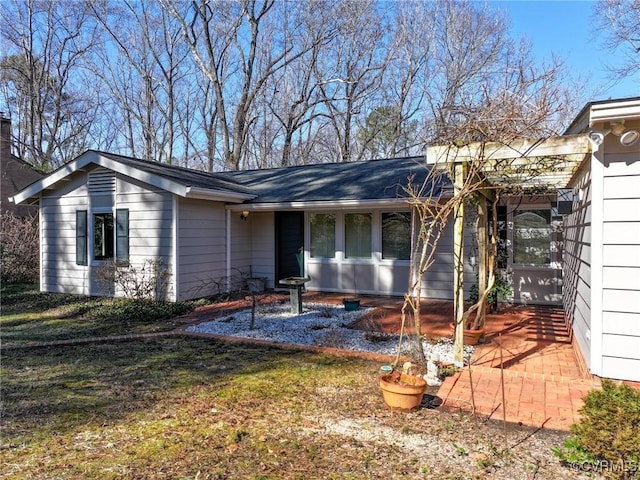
[[275, 212, 304, 285]]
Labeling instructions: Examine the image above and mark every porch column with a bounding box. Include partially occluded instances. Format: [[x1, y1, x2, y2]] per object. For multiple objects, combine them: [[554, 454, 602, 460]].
[[453, 162, 466, 366]]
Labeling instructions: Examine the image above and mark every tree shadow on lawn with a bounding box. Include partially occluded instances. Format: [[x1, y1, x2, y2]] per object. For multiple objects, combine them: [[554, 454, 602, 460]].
[[1, 336, 374, 441]]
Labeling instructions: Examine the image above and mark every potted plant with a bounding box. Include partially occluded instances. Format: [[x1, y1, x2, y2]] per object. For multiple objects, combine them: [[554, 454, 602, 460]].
[[379, 367, 427, 412]]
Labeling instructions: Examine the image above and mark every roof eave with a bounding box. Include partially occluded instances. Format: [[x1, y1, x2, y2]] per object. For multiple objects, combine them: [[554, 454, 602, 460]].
[[10, 151, 255, 205], [226, 198, 412, 211], [185, 186, 255, 202]]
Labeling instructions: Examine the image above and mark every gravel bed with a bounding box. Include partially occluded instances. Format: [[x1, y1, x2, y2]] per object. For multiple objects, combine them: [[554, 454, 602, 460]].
[[186, 301, 475, 364]]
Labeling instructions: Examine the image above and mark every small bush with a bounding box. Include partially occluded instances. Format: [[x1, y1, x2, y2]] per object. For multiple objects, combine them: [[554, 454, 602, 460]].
[[90, 298, 193, 323], [553, 380, 640, 478], [0, 213, 39, 284]]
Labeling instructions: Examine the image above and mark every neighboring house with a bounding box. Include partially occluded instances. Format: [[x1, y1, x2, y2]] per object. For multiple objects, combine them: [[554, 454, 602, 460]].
[[1, 114, 43, 216], [10, 97, 640, 382]]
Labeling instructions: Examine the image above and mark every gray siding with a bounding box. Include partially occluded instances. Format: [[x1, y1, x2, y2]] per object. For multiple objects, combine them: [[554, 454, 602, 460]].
[[176, 197, 226, 300], [301, 209, 475, 299], [249, 212, 275, 287], [39, 166, 176, 299], [115, 175, 174, 300], [564, 163, 592, 367], [599, 135, 640, 381]]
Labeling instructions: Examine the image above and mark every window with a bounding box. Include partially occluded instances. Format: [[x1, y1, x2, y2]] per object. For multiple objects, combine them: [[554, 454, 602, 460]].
[[345, 213, 372, 258], [382, 212, 411, 260], [310, 213, 335, 258], [513, 209, 551, 265], [82, 209, 129, 262], [94, 213, 114, 260]]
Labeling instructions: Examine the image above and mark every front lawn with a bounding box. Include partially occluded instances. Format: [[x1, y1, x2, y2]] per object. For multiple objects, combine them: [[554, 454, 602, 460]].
[[1, 337, 585, 480], [0, 284, 194, 345], [0, 284, 589, 479]]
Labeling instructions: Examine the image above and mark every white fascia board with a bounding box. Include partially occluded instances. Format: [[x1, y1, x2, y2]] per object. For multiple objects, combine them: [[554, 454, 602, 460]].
[[10, 151, 254, 205], [10, 151, 97, 205], [185, 186, 254, 202], [225, 198, 411, 211], [589, 98, 640, 124]]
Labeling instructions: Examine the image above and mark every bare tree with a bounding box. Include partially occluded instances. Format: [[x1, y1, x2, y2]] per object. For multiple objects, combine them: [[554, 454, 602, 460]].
[[316, 0, 389, 163], [89, 0, 192, 163], [0, 0, 101, 170], [595, 0, 640, 80], [164, 0, 326, 170]]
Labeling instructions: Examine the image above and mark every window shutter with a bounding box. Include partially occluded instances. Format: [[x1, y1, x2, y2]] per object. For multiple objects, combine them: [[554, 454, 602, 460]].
[[116, 208, 129, 262], [76, 210, 87, 266]]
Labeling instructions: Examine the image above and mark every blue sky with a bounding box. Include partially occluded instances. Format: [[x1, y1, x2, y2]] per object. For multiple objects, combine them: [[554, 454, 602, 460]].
[[491, 0, 639, 101]]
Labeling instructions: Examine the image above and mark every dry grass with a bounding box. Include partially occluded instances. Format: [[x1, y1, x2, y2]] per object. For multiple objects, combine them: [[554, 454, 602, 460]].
[[1, 337, 594, 480], [0, 287, 594, 479]]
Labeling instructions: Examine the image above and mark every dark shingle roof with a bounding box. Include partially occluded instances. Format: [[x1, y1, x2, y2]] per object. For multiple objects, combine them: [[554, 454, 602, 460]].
[[218, 156, 441, 204], [87, 151, 446, 204]]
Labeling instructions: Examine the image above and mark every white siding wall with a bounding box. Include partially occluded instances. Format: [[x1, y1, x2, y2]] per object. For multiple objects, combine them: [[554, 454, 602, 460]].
[[564, 162, 593, 367], [39, 166, 175, 298], [116, 175, 174, 299], [176, 198, 227, 300], [41, 174, 90, 294], [599, 132, 640, 381]]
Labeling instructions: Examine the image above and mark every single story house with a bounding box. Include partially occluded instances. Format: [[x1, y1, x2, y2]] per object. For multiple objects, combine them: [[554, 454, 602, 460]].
[[11, 97, 640, 382]]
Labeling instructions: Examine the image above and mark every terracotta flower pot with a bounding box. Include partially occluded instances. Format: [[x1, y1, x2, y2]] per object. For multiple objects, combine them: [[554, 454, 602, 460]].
[[449, 323, 486, 345], [379, 373, 427, 412], [462, 327, 485, 345]]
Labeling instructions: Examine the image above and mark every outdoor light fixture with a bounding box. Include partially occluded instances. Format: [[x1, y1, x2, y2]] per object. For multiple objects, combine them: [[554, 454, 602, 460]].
[[588, 129, 607, 147], [240, 210, 250, 220], [587, 120, 640, 148], [620, 129, 640, 146], [609, 120, 639, 147]]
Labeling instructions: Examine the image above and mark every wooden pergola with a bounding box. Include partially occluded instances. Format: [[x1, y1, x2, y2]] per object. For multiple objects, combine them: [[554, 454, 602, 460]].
[[425, 134, 593, 365]]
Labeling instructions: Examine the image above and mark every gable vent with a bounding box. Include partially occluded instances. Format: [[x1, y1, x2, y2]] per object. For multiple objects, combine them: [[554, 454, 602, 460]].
[[88, 168, 116, 193]]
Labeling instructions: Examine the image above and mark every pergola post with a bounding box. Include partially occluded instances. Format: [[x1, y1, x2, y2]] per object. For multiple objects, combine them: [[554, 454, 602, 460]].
[[476, 195, 488, 322], [452, 162, 466, 366]]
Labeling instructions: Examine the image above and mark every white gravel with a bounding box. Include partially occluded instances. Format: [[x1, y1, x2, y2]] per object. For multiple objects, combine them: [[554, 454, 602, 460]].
[[186, 301, 475, 364]]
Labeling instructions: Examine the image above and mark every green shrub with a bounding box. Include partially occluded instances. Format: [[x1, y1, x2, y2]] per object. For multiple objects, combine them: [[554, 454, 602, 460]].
[[553, 380, 640, 478], [91, 298, 193, 323], [469, 272, 512, 307]]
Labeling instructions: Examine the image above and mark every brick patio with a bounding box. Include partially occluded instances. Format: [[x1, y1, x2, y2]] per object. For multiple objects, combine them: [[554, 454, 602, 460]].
[[347, 294, 600, 431]]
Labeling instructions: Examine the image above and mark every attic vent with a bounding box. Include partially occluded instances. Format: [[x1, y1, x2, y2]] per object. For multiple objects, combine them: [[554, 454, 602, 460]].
[[88, 168, 115, 193]]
